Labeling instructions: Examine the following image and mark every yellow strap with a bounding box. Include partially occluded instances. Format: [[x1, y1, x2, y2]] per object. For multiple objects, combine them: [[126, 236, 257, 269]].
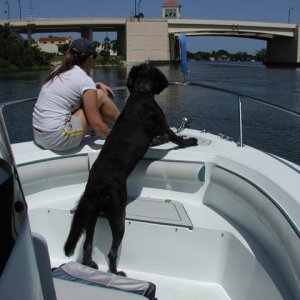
[[61, 128, 83, 137]]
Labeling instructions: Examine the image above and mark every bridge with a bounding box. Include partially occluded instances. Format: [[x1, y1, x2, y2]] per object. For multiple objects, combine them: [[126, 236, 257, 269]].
[[1, 17, 299, 66]]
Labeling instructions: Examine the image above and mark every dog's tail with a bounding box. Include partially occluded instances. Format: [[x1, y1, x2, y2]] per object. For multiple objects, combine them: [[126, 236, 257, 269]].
[[64, 195, 91, 256]]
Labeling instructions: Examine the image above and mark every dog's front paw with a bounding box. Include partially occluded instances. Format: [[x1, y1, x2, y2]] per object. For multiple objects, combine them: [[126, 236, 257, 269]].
[[183, 137, 198, 147]]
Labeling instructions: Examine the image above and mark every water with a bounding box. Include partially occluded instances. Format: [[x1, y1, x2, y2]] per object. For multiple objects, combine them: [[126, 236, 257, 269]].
[[0, 61, 299, 165]]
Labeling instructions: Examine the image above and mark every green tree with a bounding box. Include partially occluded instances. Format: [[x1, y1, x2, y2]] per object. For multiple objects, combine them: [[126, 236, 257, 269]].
[[216, 49, 229, 56], [255, 48, 266, 62], [0, 24, 53, 70], [235, 51, 249, 61]]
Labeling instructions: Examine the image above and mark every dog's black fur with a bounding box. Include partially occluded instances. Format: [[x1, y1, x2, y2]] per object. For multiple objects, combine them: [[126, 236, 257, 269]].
[[64, 63, 198, 275]]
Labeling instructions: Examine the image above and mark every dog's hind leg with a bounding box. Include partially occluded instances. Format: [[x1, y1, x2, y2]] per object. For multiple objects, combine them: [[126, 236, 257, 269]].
[[82, 212, 99, 269], [64, 195, 91, 256], [106, 206, 126, 276]]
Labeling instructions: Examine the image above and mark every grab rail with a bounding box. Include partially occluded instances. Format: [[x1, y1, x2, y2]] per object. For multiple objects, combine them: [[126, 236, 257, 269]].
[[0, 97, 38, 108], [170, 81, 300, 147]]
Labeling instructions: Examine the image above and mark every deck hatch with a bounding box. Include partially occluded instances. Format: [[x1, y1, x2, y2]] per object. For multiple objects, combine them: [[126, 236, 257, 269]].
[[126, 197, 193, 229]]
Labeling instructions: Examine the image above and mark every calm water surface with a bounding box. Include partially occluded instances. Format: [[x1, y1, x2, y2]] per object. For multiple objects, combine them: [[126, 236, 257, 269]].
[[0, 61, 299, 165]]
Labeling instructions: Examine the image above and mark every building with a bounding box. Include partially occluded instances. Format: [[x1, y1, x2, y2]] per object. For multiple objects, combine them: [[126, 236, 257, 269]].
[[162, 0, 181, 19], [35, 36, 117, 56], [95, 38, 117, 56], [35, 36, 72, 54]]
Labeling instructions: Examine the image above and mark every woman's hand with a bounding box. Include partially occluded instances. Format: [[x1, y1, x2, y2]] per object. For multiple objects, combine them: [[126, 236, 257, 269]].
[[96, 82, 115, 99]]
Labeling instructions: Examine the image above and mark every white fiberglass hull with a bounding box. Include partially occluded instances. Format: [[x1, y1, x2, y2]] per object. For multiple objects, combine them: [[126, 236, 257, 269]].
[[12, 129, 300, 300]]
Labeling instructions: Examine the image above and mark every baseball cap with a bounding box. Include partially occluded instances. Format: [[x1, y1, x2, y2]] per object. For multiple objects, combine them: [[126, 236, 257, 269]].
[[70, 38, 97, 57]]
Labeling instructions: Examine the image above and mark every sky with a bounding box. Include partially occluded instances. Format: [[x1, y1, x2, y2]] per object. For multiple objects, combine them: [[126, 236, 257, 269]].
[[2, 0, 300, 54]]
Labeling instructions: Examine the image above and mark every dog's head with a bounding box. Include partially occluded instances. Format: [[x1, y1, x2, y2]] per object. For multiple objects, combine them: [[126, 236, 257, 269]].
[[127, 63, 169, 95]]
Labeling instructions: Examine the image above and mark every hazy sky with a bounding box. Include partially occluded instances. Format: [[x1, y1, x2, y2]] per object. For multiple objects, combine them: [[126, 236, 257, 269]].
[[3, 0, 300, 54]]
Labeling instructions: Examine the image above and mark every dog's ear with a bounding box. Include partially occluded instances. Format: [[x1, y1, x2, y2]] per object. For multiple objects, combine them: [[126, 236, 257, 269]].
[[126, 65, 139, 92], [153, 67, 169, 95]]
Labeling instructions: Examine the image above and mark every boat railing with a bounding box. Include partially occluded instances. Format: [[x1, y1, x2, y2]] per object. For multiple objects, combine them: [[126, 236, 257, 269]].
[[1, 82, 299, 148], [0, 97, 38, 108], [170, 81, 300, 147]]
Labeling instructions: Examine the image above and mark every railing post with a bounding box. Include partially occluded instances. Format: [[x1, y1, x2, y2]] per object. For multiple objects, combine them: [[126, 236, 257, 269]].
[[238, 96, 244, 147]]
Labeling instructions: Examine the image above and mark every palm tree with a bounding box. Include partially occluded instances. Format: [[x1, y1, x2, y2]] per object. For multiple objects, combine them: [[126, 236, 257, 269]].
[[0, 24, 13, 39]]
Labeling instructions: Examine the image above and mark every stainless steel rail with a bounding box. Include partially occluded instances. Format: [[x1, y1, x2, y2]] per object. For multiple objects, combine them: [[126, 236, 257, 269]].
[[170, 81, 300, 147], [0, 97, 38, 108]]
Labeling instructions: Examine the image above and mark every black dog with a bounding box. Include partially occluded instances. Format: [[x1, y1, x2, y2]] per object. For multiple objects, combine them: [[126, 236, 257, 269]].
[[64, 63, 198, 275]]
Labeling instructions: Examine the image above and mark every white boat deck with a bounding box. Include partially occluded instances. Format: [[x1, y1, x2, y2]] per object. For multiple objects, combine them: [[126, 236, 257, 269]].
[[11, 129, 300, 300], [26, 195, 245, 300]]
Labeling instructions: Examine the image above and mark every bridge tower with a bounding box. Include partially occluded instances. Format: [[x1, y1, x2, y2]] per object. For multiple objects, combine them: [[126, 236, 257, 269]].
[[162, 0, 181, 19], [162, 1, 182, 61]]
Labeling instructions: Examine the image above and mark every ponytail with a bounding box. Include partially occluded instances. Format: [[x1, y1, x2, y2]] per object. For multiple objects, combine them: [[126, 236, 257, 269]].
[[44, 47, 90, 84]]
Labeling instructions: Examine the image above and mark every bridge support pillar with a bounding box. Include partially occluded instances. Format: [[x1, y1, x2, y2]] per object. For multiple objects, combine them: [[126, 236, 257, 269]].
[[81, 28, 93, 42], [125, 19, 170, 63], [117, 29, 126, 58], [169, 34, 177, 61], [265, 25, 300, 67]]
